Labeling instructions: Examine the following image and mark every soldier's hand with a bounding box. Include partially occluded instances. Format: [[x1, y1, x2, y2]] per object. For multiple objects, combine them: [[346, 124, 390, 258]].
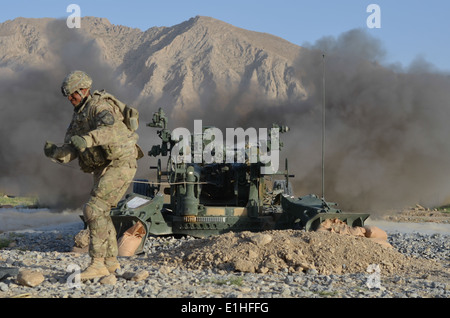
[[71, 135, 87, 151], [44, 141, 57, 158]]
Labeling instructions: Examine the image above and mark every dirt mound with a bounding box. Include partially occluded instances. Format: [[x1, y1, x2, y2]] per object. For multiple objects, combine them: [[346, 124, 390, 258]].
[[150, 230, 445, 276]]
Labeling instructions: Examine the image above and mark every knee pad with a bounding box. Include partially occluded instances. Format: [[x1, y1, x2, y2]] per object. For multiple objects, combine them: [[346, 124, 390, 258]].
[[83, 196, 111, 223]]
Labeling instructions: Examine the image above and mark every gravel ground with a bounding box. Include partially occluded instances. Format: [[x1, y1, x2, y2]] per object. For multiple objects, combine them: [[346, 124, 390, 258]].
[[0, 221, 449, 302]]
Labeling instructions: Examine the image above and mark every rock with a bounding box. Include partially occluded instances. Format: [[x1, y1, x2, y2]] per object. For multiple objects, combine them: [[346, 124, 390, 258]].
[[17, 269, 44, 287], [249, 233, 272, 246], [248, 250, 258, 259], [100, 274, 117, 285], [0, 282, 9, 292], [233, 259, 256, 273], [131, 270, 149, 281], [122, 270, 149, 281], [121, 271, 135, 280], [258, 267, 269, 274], [159, 266, 174, 275], [306, 268, 318, 275]]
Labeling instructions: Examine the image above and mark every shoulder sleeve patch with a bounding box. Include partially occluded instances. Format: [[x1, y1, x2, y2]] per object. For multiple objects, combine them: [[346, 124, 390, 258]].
[[96, 110, 115, 126]]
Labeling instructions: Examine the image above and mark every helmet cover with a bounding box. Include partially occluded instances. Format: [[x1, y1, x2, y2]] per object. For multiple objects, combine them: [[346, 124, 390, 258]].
[[61, 70, 93, 97]]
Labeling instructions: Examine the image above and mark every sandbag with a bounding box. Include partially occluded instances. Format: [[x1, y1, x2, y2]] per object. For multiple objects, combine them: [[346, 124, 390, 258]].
[[316, 219, 333, 232], [317, 219, 391, 248], [117, 222, 146, 256], [348, 226, 366, 237], [363, 225, 388, 240], [317, 218, 365, 237]]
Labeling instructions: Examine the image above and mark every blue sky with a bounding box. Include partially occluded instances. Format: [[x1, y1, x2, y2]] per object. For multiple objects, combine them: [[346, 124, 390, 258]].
[[1, 0, 449, 72]]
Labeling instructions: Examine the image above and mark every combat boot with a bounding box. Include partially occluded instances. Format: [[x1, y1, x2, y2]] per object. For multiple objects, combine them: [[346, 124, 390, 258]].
[[80, 257, 110, 281], [105, 257, 121, 274]]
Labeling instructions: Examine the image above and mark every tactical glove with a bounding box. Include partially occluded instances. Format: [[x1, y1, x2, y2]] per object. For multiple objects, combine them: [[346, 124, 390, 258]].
[[44, 141, 57, 158], [71, 135, 87, 151]]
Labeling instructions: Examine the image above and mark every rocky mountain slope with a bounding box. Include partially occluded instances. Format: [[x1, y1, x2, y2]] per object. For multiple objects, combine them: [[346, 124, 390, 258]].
[[0, 16, 306, 124]]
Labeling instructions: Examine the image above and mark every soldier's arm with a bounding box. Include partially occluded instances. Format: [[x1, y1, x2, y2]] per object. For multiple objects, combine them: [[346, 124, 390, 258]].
[[80, 102, 121, 147]]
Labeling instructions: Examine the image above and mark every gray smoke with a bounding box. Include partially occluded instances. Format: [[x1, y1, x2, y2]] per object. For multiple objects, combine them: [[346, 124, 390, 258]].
[[164, 28, 450, 213], [237, 29, 450, 213]]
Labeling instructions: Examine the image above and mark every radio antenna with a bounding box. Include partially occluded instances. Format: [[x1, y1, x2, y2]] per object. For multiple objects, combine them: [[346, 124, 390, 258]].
[[321, 53, 326, 201]]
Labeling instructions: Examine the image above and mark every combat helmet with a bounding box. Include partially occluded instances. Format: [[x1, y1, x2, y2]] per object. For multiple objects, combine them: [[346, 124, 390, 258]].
[[61, 70, 93, 98]]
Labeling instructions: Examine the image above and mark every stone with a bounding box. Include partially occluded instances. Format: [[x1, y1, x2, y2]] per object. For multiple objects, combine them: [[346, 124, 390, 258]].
[[159, 266, 174, 275], [233, 259, 256, 273], [122, 270, 149, 281], [0, 282, 8, 292], [17, 269, 44, 287], [131, 270, 149, 282], [100, 274, 117, 285], [249, 233, 272, 246]]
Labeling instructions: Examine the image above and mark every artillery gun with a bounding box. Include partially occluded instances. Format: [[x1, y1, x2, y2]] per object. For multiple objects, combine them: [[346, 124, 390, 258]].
[[109, 108, 369, 253]]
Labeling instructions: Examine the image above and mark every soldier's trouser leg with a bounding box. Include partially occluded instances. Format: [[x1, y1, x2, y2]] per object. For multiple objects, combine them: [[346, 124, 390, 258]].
[[85, 161, 137, 259], [83, 197, 117, 259]]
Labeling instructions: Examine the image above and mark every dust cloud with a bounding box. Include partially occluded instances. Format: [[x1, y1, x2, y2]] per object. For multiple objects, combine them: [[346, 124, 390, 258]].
[[164, 28, 450, 213], [0, 19, 133, 208], [235, 29, 450, 213]]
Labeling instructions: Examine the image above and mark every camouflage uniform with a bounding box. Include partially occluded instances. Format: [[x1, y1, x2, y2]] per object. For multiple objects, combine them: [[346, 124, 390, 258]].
[[45, 71, 140, 275]]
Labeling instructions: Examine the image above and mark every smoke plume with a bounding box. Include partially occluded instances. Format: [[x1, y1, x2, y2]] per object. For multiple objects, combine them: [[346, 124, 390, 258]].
[[0, 19, 133, 208], [161, 28, 450, 213], [236, 29, 450, 213]]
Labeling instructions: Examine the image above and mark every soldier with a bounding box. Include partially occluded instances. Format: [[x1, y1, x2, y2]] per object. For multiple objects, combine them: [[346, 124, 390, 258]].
[[44, 70, 142, 280]]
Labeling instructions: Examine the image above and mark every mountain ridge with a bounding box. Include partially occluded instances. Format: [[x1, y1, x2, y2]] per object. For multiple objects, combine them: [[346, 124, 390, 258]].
[[0, 15, 307, 124]]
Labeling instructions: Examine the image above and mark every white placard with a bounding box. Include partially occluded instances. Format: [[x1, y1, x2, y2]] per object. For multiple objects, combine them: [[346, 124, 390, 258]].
[[126, 197, 150, 209]]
